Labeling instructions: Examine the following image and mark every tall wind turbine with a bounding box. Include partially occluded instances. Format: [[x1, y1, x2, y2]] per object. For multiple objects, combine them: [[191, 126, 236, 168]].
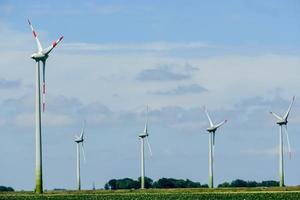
[[74, 121, 86, 191], [204, 107, 227, 188], [138, 106, 152, 189], [270, 96, 295, 187], [28, 19, 63, 194]]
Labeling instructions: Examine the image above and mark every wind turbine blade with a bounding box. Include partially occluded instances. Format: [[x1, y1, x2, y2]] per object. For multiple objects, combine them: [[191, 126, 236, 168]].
[[204, 107, 214, 127], [144, 106, 148, 133], [212, 133, 215, 161], [215, 119, 227, 129], [146, 137, 153, 156], [42, 61, 46, 112], [284, 126, 292, 159], [81, 143, 86, 163], [270, 112, 282, 121], [27, 19, 43, 52], [42, 36, 64, 55], [80, 120, 86, 139], [283, 96, 295, 120]]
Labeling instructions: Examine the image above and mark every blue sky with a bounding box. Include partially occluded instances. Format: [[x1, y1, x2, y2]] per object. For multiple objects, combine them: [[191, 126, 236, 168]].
[[0, 0, 300, 190]]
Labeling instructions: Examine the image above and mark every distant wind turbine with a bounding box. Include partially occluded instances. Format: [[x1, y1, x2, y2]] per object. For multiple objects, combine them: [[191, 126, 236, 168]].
[[270, 96, 295, 187], [204, 107, 227, 189], [75, 121, 86, 191], [28, 19, 63, 194], [139, 106, 152, 189]]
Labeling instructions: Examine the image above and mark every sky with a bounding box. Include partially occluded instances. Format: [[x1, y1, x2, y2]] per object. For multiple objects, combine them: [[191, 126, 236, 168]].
[[0, 0, 300, 190]]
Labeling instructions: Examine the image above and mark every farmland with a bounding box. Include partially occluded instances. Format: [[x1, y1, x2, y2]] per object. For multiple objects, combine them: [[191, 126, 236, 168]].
[[0, 187, 300, 200]]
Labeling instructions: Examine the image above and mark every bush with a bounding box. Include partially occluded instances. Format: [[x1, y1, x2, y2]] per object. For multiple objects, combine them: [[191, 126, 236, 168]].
[[0, 186, 14, 192], [218, 179, 279, 188]]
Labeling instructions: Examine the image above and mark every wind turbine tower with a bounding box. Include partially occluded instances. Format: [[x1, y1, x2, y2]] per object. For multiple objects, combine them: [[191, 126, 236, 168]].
[[74, 121, 86, 191], [270, 96, 295, 187], [204, 107, 227, 188], [139, 106, 152, 189], [28, 19, 63, 194]]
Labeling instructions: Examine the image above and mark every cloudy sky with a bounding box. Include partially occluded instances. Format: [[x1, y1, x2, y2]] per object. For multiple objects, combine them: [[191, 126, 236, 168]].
[[0, 0, 300, 190]]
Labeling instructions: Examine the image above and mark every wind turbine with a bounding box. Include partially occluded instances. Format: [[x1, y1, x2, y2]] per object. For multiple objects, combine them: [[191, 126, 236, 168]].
[[270, 96, 295, 187], [28, 19, 63, 194], [138, 106, 152, 189], [74, 121, 86, 191], [204, 107, 227, 188]]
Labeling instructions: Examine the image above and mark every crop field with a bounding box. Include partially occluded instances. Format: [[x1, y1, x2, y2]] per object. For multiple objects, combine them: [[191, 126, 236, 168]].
[[1, 187, 300, 200]]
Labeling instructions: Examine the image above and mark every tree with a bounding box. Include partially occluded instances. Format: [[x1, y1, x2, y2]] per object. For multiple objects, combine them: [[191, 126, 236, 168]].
[[153, 178, 203, 188], [247, 181, 258, 187], [0, 186, 14, 192], [185, 179, 202, 188], [261, 180, 279, 187], [154, 178, 176, 188], [108, 179, 117, 190], [231, 179, 248, 187], [106, 178, 139, 189], [138, 177, 153, 189], [116, 178, 139, 189], [217, 179, 279, 188], [218, 182, 230, 188]]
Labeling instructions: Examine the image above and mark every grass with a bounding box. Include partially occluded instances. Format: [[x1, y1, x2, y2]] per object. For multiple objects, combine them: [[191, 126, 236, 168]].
[[0, 187, 300, 200]]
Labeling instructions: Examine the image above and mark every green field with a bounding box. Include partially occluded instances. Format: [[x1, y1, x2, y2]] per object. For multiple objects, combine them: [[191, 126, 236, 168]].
[[1, 187, 300, 200]]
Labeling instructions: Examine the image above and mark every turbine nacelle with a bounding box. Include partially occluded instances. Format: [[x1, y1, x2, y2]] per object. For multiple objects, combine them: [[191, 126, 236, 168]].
[[75, 136, 84, 143], [206, 120, 227, 133], [206, 127, 217, 133], [139, 132, 149, 138], [30, 52, 48, 61], [276, 119, 288, 126]]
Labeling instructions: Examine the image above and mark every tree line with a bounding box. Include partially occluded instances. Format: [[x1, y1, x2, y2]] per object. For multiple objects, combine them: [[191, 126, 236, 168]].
[[218, 179, 279, 188], [0, 186, 14, 192], [104, 177, 279, 190]]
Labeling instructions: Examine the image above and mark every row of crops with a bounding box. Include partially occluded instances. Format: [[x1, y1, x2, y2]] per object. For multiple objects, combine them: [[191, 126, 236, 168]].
[[0, 188, 300, 200]]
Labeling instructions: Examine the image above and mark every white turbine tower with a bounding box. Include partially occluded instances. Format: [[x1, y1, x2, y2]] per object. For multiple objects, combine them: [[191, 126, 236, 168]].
[[28, 19, 63, 194], [74, 121, 86, 191], [270, 96, 295, 187], [139, 106, 152, 189], [204, 107, 227, 189]]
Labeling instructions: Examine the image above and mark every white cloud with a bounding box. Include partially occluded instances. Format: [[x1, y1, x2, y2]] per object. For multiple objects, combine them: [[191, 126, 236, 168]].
[[14, 113, 34, 127], [1, 20, 299, 113], [63, 42, 210, 52], [43, 113, 74, 127], [92, 4, 122, 15], [0, 21, 31, 51], [28, 3, 123, 16], [0, 3, 14, 15], [242, 147, 293, 157], [14, 112, 74, 127]]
